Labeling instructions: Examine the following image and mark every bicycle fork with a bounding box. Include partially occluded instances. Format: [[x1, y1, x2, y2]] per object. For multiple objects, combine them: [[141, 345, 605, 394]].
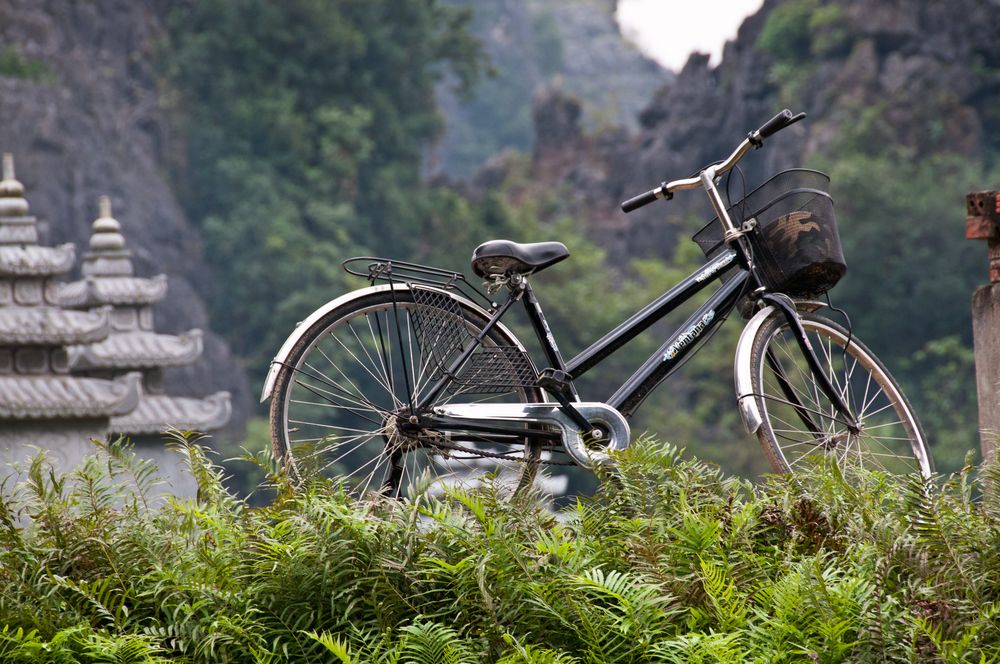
[[735, 294, 860, 436]]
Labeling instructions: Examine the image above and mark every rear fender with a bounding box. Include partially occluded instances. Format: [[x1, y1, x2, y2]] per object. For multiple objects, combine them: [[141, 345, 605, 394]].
[[259, 284, 522, 402]]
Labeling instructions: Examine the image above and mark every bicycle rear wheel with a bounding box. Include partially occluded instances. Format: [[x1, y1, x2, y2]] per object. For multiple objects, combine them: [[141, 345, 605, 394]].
[[748, 312, 933, 478], [269, 286, 544, 499]]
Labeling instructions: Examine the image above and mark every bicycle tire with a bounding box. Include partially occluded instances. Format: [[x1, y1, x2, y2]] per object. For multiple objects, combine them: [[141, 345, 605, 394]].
[[269, 286, 545, 499], [747, 311, 933, 478]]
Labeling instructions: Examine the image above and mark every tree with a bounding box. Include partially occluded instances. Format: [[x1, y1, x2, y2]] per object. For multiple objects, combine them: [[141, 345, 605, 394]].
[[162, 0, 485, 370]]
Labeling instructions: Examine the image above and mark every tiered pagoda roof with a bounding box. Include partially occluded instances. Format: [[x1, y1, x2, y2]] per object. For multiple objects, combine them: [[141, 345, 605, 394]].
[[58, 274, 168, 308], [69, 330, 203, 370], [113, 388, 230, 435], [62, 196, 230, 436], [0, 373, 140, 419], [0, 154, 138, 421], [0, 154, 76, 272], [0, 244, 76, 276], [0, 307, 110, 345]]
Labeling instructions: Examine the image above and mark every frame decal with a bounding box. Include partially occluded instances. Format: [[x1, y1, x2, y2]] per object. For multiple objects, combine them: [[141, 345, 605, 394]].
[[664, 310, 715, 360], [694, 249, 737, 282]]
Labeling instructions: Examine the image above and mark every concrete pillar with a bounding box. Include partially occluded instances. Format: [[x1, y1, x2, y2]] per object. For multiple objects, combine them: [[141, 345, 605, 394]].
[[967, 191, 1000, 461]]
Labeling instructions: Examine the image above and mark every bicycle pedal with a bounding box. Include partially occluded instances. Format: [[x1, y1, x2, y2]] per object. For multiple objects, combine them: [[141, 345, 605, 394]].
[[536, 367, 572, 393]]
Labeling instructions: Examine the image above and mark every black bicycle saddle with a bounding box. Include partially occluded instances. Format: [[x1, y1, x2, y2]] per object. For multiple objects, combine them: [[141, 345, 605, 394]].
[[470, 240, 570, 278]]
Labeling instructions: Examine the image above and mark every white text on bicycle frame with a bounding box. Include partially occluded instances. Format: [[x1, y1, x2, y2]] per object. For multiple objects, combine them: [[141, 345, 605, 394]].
[[663, 310, 715, 361], [694, 249, 737, 282]]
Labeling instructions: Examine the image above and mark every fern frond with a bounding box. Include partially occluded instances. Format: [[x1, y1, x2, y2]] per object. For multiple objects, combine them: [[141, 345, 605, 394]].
[[980, 446, 1000, 520], [0, 625, 42, 657], [164, 429, 233, 508], [697, 557, 747, 631], [51, 574, 129, 629], [95, 435, 164, 511], [648, 631, 744, 664], [497, 633, 580, 664], [304, 630, 356, 663], [400, 620, 479, 664]]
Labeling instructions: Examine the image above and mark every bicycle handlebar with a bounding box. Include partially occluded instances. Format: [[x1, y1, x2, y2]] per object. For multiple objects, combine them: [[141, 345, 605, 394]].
[[621, 183, 668, 213], [755, 109, 794, 139], [620, 109, 806, 213]]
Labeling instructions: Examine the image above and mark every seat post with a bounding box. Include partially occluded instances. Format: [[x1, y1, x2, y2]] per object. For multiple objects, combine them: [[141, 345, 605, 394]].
[[522, 281, 579, 400]]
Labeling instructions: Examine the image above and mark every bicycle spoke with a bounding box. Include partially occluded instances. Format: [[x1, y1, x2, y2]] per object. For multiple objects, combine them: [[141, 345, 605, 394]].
[[289, 383, 383, 414], [329, 327, 399, 407], [274, 292, 542, 499], [303, 358, 385, 412], [292, 381, 384, 428], [754, 314, 930, 479]]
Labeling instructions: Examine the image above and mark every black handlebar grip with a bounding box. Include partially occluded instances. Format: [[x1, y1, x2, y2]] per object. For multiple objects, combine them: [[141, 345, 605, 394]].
[[621, 188, 659, 213], [757, 109, 794, 139]]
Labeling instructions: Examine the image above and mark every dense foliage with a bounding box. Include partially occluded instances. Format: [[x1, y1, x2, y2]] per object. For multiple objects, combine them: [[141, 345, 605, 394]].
[[2, 437, 1000, 661], [0, 47, 54, 82], [162, 0, 486, 368]]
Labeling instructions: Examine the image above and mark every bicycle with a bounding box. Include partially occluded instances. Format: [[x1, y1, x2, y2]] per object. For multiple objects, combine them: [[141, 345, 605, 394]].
[[261, 109, 934, 499]]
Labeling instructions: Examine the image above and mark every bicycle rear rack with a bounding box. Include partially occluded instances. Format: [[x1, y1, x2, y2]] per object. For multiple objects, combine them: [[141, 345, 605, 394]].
[[342, 256, 494, 308]]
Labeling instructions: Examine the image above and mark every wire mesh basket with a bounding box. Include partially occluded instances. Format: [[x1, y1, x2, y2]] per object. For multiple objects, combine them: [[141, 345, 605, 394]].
[[692, 169, 847, 297], [410, 287, 536, 393]]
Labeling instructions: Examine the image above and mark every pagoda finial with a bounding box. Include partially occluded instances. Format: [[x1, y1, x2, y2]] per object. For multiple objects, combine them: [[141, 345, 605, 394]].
[[89, 195, 125, 251], [99, 194, 111, 220], [0, 153, 30, 220], [82, 194, 133, 277]]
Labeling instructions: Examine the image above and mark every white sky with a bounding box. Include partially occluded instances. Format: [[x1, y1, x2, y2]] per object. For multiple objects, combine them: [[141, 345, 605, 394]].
[[616, 0, 765, 71]]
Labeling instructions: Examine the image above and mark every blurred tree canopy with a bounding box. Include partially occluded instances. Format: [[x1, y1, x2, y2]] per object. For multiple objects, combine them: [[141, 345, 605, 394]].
[[162, 0, 486, 369]]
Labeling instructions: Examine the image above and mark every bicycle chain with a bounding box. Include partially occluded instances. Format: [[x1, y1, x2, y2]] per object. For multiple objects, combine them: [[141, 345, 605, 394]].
[[422, 437, 577, 466]]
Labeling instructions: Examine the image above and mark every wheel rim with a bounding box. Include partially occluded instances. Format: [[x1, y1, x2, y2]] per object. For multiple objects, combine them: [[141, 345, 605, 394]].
[[276, 296, 541, 498], [756, 318, 931, 477]]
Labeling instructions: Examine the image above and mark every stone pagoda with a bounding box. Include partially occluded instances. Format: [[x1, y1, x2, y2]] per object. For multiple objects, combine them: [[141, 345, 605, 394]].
[[61, 196, 231, 453], [0, 154, 140, 468]]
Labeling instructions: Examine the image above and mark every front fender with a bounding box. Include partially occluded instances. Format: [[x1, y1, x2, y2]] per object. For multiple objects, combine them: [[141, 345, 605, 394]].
[[733, 305, 776, 435], [733, 299, 828, 435], [259, 284, 520, 402]]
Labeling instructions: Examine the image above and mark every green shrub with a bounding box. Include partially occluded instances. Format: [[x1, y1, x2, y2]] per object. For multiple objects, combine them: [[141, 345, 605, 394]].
[[1, 434, 998, 661], [0, 48, 54, 82], [807, 4, 853, 57], [756, 0, 820, 62], [756, 0, 854, 105]]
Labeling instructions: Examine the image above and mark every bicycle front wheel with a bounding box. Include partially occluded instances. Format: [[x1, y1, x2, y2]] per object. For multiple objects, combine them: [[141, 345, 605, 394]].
[[269, 285, 544, 499], [747, 312, 933, 478]]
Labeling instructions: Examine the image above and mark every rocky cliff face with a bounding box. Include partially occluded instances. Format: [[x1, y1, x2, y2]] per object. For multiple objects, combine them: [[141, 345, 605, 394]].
[[0, 0, 250, 438], [494, 0, 1000, 262], [435, 0, 670, 176]]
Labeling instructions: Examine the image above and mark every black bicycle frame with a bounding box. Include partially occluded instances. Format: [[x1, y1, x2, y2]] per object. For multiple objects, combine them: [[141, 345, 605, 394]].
[[413, 234, 857, 435], [536, 248, 749, 417], [415, 246, 751, 416]]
